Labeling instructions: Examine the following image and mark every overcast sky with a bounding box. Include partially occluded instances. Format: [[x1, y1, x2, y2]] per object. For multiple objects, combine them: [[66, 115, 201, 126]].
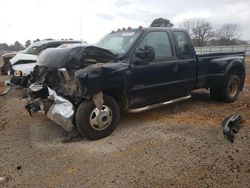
[[0, 0, 250, 45]]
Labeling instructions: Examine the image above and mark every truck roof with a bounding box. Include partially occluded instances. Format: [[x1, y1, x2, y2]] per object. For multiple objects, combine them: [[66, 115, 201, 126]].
[[111, 27, 186, 33], [32, 40, 81, 46]]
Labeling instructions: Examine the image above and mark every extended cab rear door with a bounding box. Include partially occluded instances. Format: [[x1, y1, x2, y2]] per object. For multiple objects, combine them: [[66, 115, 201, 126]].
[[172, 30, 197, 93]]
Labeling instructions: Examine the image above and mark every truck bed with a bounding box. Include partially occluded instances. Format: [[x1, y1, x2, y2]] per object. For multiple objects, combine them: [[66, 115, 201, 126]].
[[196, 51, 245, 89]]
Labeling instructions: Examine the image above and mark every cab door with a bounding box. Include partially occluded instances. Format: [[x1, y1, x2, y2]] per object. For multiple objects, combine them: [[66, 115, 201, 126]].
[[129, 31, 179, 107], [173, 31, 197, 93]]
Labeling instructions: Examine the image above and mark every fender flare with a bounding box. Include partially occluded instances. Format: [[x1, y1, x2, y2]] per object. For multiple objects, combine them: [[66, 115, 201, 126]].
[[225, 59, 245, 75], [224, 60, 245, 90]]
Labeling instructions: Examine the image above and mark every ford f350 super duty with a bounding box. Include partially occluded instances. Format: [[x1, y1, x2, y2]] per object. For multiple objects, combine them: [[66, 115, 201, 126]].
[[25, 27, 245, 140]]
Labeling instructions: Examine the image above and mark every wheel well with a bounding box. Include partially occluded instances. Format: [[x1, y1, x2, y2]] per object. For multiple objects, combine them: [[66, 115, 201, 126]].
[[227, 65, 245, 90], [103, 87, 128, 112]]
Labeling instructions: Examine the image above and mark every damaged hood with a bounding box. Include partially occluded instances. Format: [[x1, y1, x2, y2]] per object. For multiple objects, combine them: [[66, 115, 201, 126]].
[[31, 44, 129, 100], [36, 45, 118, 71], [10, 53, 37, 65]]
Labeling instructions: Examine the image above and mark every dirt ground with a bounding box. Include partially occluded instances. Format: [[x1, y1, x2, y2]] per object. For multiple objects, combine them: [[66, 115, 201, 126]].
[[0, 57, 249, 187]]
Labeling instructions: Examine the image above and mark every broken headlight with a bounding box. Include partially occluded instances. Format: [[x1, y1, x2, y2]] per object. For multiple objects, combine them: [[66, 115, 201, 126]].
[[14, 70, 22, 77]]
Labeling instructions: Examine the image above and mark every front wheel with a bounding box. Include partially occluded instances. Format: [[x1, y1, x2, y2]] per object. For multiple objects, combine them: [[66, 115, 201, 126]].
[[75, 95, 120, 140]]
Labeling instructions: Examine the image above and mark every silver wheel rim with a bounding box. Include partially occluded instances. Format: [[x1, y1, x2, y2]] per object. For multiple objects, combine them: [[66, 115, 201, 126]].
[[89, 105, 113, 131], [228, 80, 238, 98]]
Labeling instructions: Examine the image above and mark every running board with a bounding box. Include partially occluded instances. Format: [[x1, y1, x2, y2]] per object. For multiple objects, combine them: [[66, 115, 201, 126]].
[[128, 95, 191, 113]]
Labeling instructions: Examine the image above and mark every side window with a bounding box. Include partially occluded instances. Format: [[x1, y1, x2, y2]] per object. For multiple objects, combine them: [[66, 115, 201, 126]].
[[174, 31, 193, 58], [138, 32, 173, 61], [47, 43, 61, 48], [36, 43, 60, 54]]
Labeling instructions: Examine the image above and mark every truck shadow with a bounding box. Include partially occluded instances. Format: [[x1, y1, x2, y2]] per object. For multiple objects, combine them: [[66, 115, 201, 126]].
[[120, 90, 217, 126], [26, 89, 224, 145], [60, 90, 220, 143]]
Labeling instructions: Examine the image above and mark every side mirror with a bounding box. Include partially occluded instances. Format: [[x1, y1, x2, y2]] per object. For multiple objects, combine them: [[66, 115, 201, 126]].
[[134, 45, 155, 65]]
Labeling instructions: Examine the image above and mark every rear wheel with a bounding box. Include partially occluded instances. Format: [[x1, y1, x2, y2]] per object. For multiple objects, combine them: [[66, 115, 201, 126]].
[[221, 75, 240, 102], [210, 75, 240, 103], [75, 95, 120, 140]]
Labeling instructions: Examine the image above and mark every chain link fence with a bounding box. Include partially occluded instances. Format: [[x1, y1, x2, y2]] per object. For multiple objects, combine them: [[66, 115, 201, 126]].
[[195, 45, 250, 55]]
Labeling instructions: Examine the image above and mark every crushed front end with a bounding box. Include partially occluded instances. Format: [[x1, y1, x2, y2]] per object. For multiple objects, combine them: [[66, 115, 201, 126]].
[[26, 84, 75, 131], [25, 45, 121, 131]]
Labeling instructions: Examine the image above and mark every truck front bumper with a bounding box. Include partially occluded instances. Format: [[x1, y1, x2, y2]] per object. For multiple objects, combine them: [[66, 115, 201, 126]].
[[25, 84, 75, 131]]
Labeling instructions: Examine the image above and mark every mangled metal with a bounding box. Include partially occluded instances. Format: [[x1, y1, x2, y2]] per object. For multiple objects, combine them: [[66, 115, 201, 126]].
[[26, 84, 75, 131], [46, 88, 75, 131], [0, 80, 13, 96], [30, 45, 129, 98], [222, 114, 242, 143], [75, 62, 128, 98], [36, 45, 118, 71], [26, 44, 128, 131]]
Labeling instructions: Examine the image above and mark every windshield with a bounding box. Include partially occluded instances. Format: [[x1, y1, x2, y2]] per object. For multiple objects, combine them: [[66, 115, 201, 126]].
[[23, 43, 40, 55], [95, 30, 142, 55]]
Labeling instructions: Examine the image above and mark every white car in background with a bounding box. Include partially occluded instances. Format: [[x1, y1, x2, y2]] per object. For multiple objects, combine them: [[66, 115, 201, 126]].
[[7, 40, 82, 87]]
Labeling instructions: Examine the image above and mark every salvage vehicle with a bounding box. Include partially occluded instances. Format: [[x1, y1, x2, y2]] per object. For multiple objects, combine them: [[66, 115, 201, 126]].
[[25, 27, 245, 140], [2, 40, 81, 88]]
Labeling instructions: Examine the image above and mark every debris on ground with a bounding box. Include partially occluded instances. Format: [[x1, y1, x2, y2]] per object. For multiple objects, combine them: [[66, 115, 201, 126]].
[[222, 114, 243, 143], [60, 129, 83, 143], [16, 165, 22, 170], [0, 176, 9, 184], [0, 85, 12, 96]]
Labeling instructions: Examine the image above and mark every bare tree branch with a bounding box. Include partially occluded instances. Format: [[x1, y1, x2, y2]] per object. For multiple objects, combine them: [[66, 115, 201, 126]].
[[150, 18, 174, 27], [179, 19, 214, 46], [216, 23, 241, 40]]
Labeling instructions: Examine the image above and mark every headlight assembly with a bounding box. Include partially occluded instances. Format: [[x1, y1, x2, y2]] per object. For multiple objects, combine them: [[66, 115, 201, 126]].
[[14, 70, 23, 77]]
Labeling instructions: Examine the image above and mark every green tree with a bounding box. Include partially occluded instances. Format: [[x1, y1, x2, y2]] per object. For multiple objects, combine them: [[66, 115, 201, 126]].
[[33, 39, 40, 43], [25, 40, 31, 48], [150, 18, 173, 27]]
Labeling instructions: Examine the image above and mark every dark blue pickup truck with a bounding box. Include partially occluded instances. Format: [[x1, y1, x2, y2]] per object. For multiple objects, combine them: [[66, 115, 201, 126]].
[[26, 27, 246, 140]]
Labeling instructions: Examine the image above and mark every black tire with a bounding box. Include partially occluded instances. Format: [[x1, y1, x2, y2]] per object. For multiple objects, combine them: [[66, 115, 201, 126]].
[[220, 75, 241, 103], [210, 87, 221, 101], [75, 95, 120, 140]]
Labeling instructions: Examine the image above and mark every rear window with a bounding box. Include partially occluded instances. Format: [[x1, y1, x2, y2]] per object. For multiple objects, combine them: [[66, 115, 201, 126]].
[[174, 31, 193, 58]]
